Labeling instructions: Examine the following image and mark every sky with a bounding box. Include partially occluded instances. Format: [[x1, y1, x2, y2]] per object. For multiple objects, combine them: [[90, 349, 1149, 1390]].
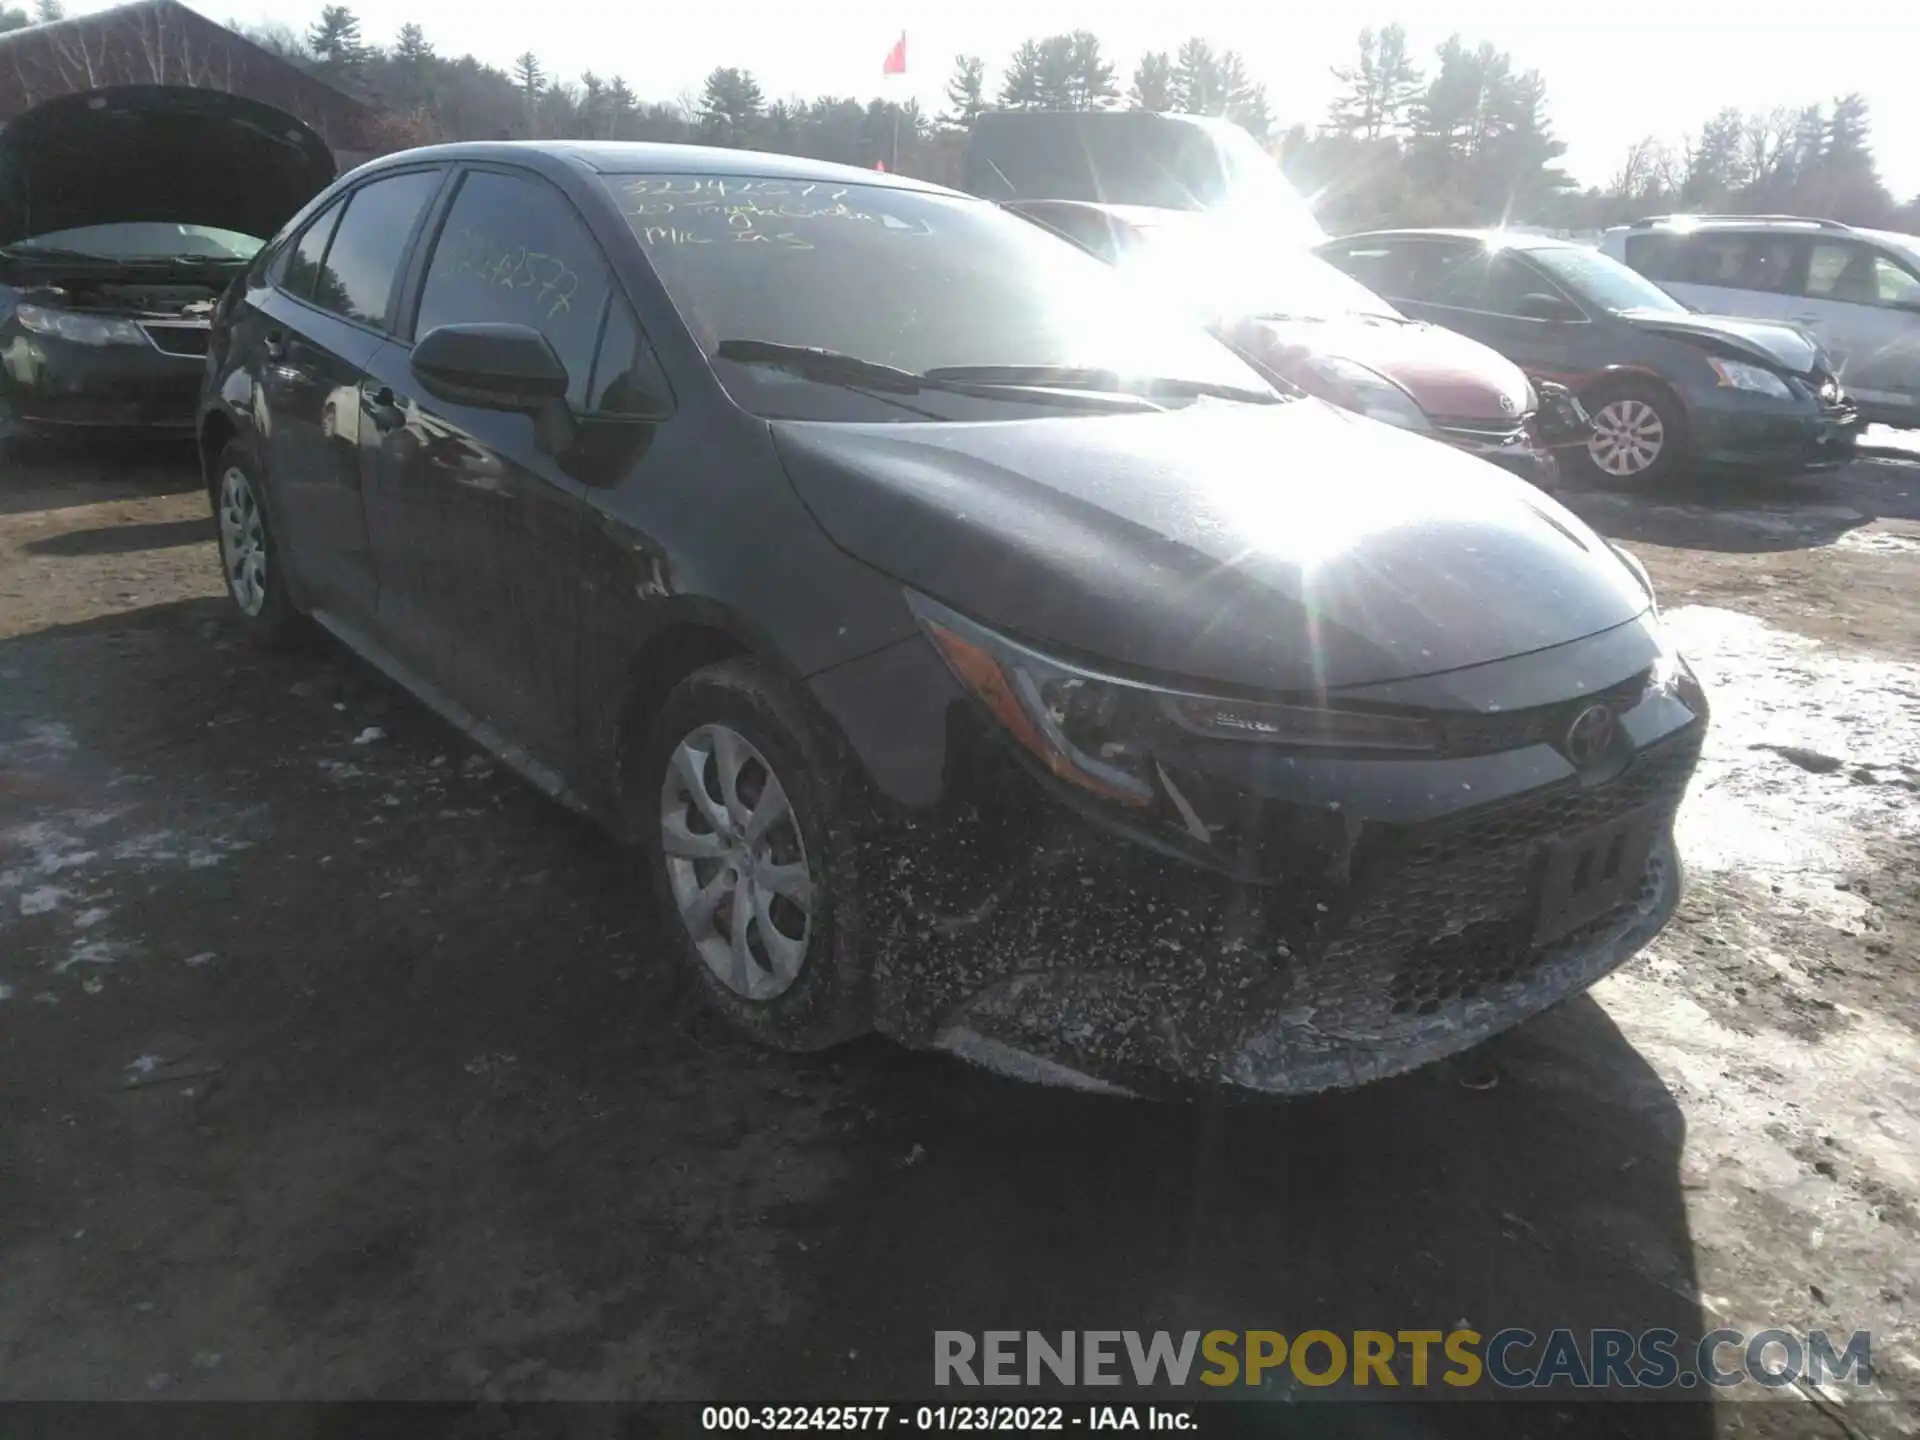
[[163, 0, 1920, 201]]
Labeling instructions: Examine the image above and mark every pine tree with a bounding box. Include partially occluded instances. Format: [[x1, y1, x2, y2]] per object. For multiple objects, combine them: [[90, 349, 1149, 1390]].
[[1172, 38, 1224, 115], [942, 55, 987, 130], [393, 22, 433, 68], [307, 5, 369, 82], [31, 0, 62, 22], [999, 40, 1046, 109], [700, 67, 765, 144], [1129, 52, 1173, 111]]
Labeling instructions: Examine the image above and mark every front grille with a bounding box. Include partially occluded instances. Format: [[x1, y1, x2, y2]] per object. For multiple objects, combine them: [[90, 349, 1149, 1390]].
[[1437, 419, 1530, 449], [1430, 667, 1651, 759], [1298, 730, 1699, 1035], [140, 322, 211, 358]]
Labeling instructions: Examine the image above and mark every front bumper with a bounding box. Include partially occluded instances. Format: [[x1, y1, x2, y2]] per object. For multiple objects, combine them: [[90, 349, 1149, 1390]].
[[1, 323, 205, 432], [1688, 391, 1860, 474], [1434, 417, 1556, 485], [864, 684, 1705, 1099]]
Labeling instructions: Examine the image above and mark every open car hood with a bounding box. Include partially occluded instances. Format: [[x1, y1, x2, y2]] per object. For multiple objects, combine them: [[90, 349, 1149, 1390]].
[[0, 85, 334, 249]]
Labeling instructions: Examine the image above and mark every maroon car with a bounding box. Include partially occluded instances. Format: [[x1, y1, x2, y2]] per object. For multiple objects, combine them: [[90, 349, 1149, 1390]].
[[1005, 200, 1588, 484]]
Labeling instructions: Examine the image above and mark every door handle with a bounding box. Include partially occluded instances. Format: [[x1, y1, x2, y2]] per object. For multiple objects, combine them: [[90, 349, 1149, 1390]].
[[263, 330, 286, 360]]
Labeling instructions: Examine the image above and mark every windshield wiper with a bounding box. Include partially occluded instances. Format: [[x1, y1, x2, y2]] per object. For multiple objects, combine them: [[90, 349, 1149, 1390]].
[[714, 341, 1165, 411], [924, 363, 1280, 405]]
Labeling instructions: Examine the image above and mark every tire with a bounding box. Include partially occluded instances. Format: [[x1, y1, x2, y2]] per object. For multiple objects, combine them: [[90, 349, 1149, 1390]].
[[639, 658, 873, 1051], [1574, 380, 1686, 486], [210, 441, 302, 646]]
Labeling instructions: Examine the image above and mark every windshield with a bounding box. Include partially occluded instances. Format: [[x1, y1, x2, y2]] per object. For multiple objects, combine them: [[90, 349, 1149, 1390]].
[[604, 173, 1277, 423], [6, 222, 264, 261], [1119, 221, 1402, 324], [1523, 243, 1688, 315]]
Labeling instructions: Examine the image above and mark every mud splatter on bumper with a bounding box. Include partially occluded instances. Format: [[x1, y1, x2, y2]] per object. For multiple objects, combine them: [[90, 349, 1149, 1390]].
[[874, 729, 1699, 1099]]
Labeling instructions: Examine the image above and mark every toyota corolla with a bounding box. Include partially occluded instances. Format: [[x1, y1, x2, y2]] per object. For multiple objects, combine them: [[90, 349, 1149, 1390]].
[[199, 142, 1708, 1098]]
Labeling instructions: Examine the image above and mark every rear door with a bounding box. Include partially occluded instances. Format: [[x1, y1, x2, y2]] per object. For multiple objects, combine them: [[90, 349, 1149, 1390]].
[[252, 169, 444, 620], [1787, 237, 1920, 419]]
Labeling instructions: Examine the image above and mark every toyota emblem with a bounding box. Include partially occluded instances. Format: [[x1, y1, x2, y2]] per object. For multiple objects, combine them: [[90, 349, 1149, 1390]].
[[1500, 394, 1518, 414], [1564, 704, 1617, 766]]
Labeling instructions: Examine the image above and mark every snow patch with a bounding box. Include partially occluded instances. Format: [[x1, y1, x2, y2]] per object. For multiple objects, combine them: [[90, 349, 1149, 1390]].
[[1663, 606, 1920, 918]]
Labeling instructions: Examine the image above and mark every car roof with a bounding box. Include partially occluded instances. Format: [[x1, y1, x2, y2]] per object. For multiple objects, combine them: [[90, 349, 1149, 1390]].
[[1616, 214, 1854, 234], [343, 140, 957, 197], [1003, 199, 1188, 230], [1324, 227, 1571, 251]]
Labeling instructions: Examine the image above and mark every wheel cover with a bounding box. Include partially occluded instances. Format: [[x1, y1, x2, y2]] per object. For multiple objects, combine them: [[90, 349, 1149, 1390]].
[[659, 722, 814, 1001], [217, 466, 269, 617], [1588, 398, 1666, 477]]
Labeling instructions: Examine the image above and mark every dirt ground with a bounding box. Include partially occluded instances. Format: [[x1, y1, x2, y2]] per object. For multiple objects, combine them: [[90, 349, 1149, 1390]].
[[2, 435, 1918, 1435]]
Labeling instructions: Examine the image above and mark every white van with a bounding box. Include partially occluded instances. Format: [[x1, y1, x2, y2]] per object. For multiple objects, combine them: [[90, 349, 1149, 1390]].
[[1600, 215, 1920, 426]]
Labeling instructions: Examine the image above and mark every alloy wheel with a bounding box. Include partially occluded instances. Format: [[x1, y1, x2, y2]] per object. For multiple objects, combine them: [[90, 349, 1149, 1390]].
[[659, 722, 814, 1001], [1587, 398, 1666, 478], [217, 466, 269, 617]]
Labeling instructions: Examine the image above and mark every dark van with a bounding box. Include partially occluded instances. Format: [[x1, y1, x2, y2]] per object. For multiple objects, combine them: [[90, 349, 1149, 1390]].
[[960, 109, 1322, 242]]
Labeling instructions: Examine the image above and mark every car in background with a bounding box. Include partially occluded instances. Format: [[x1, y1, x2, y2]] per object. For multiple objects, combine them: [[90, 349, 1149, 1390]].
[[961, 109, 1324, 245], [1006, 198, 1589, 485], [1316, 228, 1859, 485], [1600, 215, 1920, 428], [201, 141, 1705, 1098], [0, 85, 334, 451]]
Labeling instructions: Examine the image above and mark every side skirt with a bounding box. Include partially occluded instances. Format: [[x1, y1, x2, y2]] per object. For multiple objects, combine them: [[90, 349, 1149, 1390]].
[[309, 607, 605, 828]]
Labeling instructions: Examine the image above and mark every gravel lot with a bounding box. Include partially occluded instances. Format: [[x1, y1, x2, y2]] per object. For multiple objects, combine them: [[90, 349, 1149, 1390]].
[[2, 437, 1917, 1435]]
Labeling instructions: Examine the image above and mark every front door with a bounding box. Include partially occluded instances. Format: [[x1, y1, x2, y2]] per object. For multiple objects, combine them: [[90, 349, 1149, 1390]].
[[362, 166, 628, 766]]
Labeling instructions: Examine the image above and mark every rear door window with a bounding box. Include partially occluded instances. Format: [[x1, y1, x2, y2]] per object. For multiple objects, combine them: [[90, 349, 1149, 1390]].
[[1692, 232, 1798, 293], [1321, 240, 1455, 301], [413, 169, 615, 411], [280, 198, 344, 302], [308, 170, 442, 328]]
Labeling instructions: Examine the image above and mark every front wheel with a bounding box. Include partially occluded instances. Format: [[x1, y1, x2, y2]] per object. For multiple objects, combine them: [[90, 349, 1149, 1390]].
[[1575, 382, 1686, 486], [639, 658, 873, 1051]]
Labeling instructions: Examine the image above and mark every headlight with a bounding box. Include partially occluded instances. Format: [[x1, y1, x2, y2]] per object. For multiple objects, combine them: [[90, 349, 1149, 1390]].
[[908, 592, 1437, 808], [1707, 357, 1792, 399], [1649, 632, 1707, 716], [1306, 356, 1433, 432], [15, 304, 147, 347]]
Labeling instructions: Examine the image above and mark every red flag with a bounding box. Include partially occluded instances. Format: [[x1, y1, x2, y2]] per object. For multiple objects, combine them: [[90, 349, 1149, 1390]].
[[882, 32, 906, 76]]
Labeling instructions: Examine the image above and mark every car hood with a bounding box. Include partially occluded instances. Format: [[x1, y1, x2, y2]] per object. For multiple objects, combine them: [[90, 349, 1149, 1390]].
[[1238, 314, 1534, 423], [772, 398, 1651, 694], [0, 86, 334, 249], [1619, 309, 1824, 374]]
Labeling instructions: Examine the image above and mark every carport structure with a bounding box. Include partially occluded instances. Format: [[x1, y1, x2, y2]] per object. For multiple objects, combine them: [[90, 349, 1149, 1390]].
[[0, 0, 376, 164]]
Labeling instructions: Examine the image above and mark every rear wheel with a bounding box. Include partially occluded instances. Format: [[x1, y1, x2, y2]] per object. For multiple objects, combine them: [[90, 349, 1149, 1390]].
[[212, 442, 302, 646], [1576, 381, 1685, 486], [640, 658, 873, 1051]]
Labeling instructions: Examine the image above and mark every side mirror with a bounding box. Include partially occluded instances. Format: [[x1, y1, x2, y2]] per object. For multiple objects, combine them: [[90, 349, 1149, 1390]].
[[412, 323, 569, 408], [1517, 292, 1580, 323], [412, 322, 576, 455]]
